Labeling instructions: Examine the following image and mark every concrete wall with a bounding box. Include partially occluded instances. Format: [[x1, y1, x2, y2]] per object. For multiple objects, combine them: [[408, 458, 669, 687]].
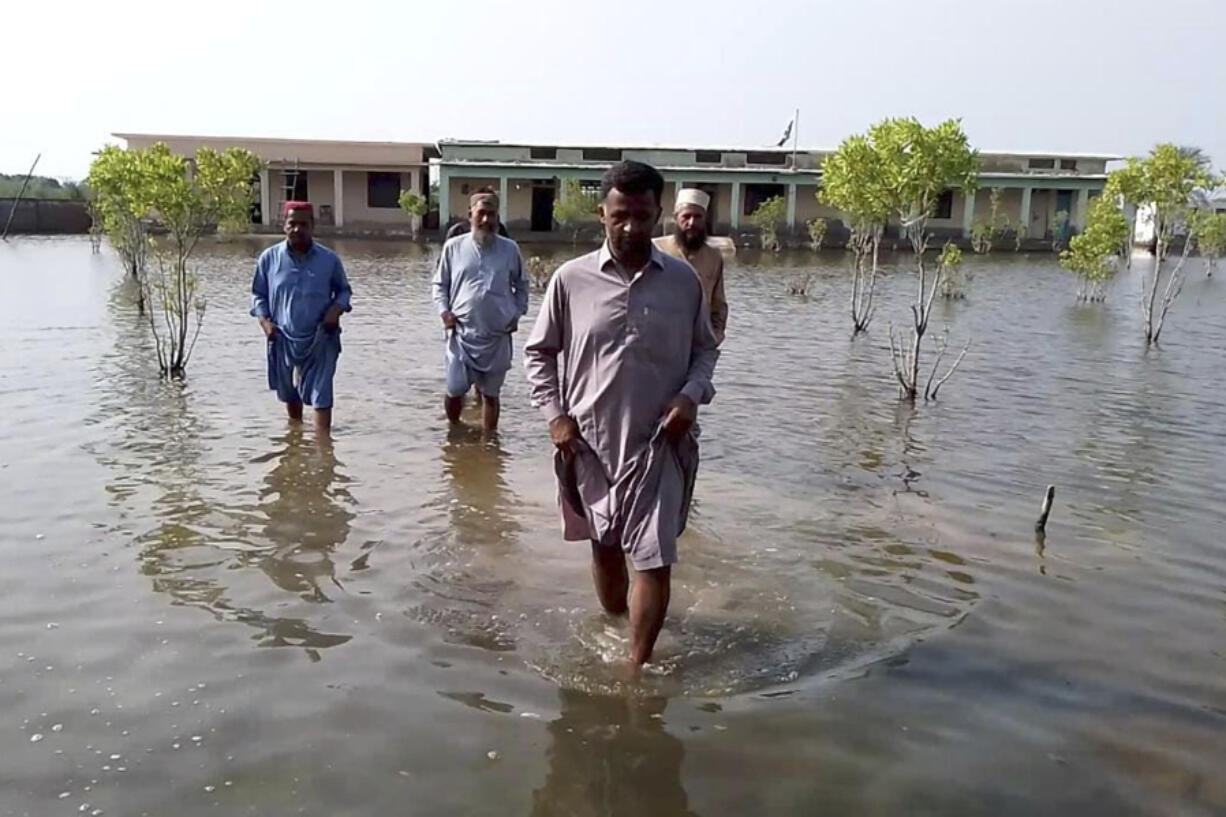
[[0, 199, 90, 233]]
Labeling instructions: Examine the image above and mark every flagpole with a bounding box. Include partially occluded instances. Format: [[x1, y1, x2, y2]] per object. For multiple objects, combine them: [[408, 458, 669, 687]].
[[791, 107, 800, 170]]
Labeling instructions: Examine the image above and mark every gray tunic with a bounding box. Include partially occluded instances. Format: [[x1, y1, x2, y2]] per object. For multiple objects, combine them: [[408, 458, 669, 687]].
[[431, 233, 528, 376], [523, 244, 719, 568]]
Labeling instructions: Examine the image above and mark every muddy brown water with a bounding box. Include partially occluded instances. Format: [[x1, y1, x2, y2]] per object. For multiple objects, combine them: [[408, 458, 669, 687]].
[[1, 236, 1224, 815]]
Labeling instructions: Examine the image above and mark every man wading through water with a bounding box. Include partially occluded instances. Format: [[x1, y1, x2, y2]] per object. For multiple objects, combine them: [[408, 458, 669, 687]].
[[524, 161, 720, 672], [251, 201, 353, 437], [432, 190, 529, 431], [654, 188, 728, 345]]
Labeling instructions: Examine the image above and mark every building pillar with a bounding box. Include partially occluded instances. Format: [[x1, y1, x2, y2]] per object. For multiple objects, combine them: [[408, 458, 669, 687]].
[[1074, 187, 1089, 230], [499, 175, 509, 221], [438, 171, 451, 237], [786, 184, 797, 230], [1018, 186, 1032, 239], [730, 181, 742, 230], [333, 169, 344, 227], [962, 189, 976, 238], [671, 180, 683, 231], [259, 168, 271, 227]]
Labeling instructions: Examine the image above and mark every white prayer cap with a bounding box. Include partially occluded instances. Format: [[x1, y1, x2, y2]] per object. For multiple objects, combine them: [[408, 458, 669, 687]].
[[675, 188, 710, 213]]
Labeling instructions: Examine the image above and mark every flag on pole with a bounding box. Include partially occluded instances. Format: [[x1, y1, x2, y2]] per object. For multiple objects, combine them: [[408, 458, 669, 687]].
[[776, 119, 793, 148]]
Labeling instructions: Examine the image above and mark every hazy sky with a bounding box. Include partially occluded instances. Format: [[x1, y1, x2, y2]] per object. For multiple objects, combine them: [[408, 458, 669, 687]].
[[6, 0, 1224, 179]]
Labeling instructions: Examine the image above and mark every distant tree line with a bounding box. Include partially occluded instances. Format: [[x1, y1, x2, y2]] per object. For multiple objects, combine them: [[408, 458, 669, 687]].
[[0, 174, 89, 200]]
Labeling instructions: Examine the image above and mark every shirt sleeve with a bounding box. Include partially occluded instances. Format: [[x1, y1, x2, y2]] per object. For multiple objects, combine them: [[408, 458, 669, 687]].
[[250, 252, 271, 319], [432, 244, 452, 315], [512, 249, 529, 318], [331, 255, 353, 313], [709, 256, 728, 345], [523, 270, 567, 424], [680, 277, 720, 406]]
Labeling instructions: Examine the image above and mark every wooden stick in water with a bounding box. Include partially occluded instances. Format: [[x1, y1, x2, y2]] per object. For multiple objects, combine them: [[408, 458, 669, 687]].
[[1035, 485, 1055, 533]]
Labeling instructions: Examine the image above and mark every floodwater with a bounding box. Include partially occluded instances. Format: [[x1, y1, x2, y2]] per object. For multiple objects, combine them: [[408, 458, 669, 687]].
[[1, 235, 1224, 816]]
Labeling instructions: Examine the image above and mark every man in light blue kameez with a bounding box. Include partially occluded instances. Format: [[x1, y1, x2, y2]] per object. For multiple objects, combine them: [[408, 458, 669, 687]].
[[432, 191, 529, 432], [251, 201, 353, 436]]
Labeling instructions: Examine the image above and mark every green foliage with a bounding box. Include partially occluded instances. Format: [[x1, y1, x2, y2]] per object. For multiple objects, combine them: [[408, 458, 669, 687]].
[[553, 178, 599, 243], [1060, 195, 1129, 301], [1105, 143, 1216, 341], [398, 189, 427, 218], [1191, 209, 1226, 275], [1050, 210, 1071, 251], [806, 217, 828, 252], [88, 142, 261, 377], [938, 241, 969, 298], [747, 195, 786, 251], [969, 221, 994, 254]]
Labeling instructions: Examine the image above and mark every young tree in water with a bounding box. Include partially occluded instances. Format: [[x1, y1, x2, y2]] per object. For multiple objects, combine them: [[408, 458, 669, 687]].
[[398, 190, 427, 238], [869, 117, 978, 400], [747, 195, 786, 252], [1108, 144, 1216, 344], [1190, 209, 1226, 277], [938, 241, 971, 299], [88, 145, 151, 310], [553, 178, 599, 244], [806, 217, 828, 252], [821, 134, 891, 333], [92, 142, 260, 378], [1060, 195, 1129, 301]]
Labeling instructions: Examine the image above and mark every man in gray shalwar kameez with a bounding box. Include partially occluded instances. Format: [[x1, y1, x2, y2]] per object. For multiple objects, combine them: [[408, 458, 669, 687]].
[[524, 161, 720, 670], [432, 191, 529, 431]]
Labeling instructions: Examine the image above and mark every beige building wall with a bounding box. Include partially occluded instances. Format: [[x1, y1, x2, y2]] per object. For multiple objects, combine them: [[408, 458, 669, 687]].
[[794, 185, 842, 224], [505, 179, 536, 227]]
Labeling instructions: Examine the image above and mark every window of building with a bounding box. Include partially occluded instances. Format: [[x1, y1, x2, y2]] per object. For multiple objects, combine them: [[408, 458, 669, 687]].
[[746, 151, 788, 166], [582, 147, 622, 161], [530, 147, 557, 160], [367, 172, 401, 208], [1059, 158, 1078, 171], [695, 150, 722, 164], [1028, 158, 1056, 169], [933, 190, 954, 219]]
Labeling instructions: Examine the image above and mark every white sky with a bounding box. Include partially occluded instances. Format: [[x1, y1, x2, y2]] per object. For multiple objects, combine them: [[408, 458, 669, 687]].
[[5, 0, 1224, 179]]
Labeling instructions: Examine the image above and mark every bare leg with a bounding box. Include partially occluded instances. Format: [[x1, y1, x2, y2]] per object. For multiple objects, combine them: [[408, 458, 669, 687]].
[[473, 383, 484, 405], [286, 401, 304, 423], [629, 566, 670, 667], [314, 407, 332, 437], [590, 542, 629, 616], [444, 395, 464, 424], [481, 395, 500, 432]]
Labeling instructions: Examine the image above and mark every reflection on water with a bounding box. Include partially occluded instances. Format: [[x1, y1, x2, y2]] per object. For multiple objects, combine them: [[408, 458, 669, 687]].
[[3, 237, 1225, 815], [532, 691, 696, 817], [252, 429, 354, 602]]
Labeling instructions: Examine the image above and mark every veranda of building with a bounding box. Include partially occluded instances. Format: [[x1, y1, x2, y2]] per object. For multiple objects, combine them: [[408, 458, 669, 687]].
[[438, 139, 1119, 244], [114, 134, 435, 232]]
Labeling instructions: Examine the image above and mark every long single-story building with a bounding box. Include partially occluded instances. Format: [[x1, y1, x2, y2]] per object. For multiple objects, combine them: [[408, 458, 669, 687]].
[[437, 139, 1119, 243], [114, 133, 436, 231]]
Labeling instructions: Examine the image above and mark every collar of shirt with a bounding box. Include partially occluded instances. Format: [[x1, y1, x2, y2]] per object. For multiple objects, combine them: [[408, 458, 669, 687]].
[[597, 242, 666, 280]]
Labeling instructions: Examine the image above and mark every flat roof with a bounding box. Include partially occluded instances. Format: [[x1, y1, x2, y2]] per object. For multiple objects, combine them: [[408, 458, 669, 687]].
[[438, 138, 1121, 161], [113, 132, 432, 149]]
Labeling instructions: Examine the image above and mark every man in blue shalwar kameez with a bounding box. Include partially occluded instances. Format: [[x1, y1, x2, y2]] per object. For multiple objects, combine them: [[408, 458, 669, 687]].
[[251, 201, 353, 436], [432, 191, 529, 432]]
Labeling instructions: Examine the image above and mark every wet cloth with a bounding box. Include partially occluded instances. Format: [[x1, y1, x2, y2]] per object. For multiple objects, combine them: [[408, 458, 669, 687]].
[[251, 240, 352, 409], [554, 425, 699, 570], [432, 233, 528, 398], [653, 235, 728, 344], [524, 243, 719, 570]]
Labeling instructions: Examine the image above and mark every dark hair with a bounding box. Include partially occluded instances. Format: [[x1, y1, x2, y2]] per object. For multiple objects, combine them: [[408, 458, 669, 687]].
[[600, 160, 664, 204]]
